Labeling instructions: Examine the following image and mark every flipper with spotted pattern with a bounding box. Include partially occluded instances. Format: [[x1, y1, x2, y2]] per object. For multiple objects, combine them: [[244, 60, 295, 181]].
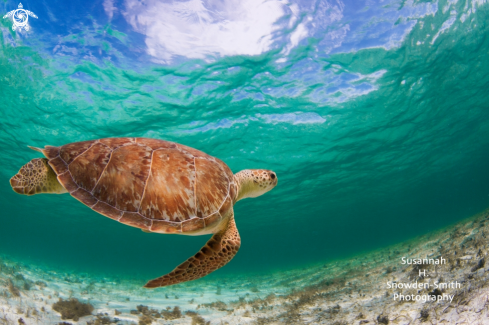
[[144, 214, 241, 288]]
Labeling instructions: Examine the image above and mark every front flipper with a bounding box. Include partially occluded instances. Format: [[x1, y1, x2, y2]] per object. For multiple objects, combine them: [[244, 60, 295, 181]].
[[144, 215, 241, 288]]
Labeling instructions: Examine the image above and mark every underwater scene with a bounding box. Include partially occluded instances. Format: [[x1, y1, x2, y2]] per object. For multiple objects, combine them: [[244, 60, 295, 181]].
[[2, 0, 489, 323]]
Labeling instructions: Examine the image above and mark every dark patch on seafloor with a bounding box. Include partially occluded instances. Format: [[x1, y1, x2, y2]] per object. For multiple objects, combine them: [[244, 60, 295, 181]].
[[52, 298, 94, 321]]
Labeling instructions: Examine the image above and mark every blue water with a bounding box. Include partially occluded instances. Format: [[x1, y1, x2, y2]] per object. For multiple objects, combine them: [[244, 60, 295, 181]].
[[1, 0, 489, 284]]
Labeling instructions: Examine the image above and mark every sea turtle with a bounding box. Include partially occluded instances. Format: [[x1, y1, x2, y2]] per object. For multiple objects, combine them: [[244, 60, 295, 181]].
[[3, 3, 38, 32], [9, 138, 277, 288]]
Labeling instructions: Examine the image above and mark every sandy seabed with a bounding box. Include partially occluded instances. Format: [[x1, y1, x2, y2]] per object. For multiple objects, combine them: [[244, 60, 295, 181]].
[[2, 210, 489, 324]]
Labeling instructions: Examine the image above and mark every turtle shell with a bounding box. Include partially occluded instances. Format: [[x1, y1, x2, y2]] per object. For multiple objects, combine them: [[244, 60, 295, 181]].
[[41, 138, 237, 233]]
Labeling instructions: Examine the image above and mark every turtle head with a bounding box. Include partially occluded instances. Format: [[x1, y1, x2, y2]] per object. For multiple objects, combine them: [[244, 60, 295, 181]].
[[233, 169, 278, 202]]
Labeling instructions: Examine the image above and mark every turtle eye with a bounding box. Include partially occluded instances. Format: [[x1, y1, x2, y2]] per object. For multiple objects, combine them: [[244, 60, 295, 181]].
[[270, 173, 276, 179]]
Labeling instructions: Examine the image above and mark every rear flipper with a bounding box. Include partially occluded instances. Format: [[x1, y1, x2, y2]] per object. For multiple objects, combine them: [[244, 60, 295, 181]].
[[144, 215, 241, 288], [10, 158, 67, 195]]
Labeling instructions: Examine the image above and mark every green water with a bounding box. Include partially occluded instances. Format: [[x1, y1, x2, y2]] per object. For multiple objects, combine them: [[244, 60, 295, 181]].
[[1, 0, 489, 284]]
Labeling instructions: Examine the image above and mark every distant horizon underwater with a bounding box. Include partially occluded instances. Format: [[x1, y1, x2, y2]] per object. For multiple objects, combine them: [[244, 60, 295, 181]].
[[2, 0, 489, 291]]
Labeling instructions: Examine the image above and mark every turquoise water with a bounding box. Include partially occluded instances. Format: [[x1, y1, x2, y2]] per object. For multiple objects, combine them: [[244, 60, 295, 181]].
[[1, 0, 489, 285]]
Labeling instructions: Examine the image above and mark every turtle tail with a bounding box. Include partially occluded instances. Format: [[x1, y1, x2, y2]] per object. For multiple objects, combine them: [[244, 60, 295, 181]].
[[10, 158, 67, 195]]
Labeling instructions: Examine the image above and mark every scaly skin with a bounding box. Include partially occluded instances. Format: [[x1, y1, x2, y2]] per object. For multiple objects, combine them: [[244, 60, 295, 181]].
[[233, 169, 278, 202], [10, 158, 67, 195], [144, 214, 241, 288]]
